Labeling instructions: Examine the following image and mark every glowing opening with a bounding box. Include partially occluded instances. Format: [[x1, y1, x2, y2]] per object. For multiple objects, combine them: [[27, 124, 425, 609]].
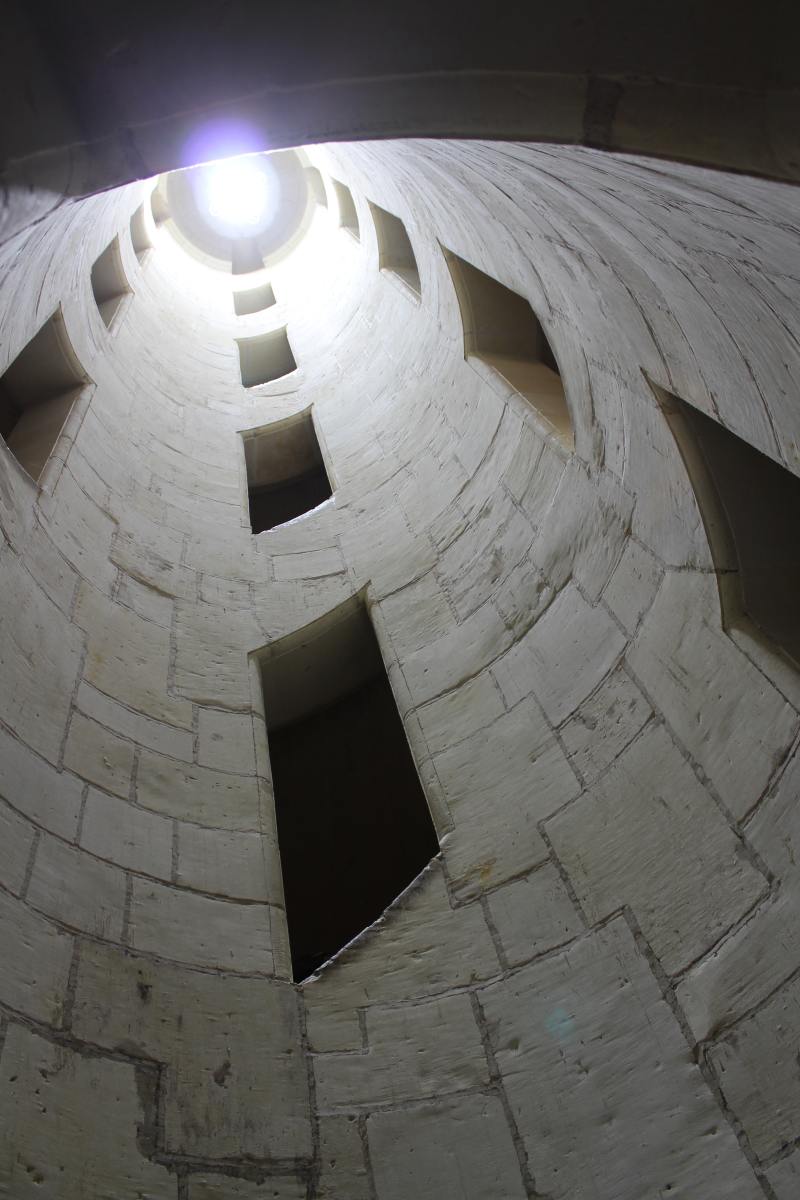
[[194, 154, 279, 239]]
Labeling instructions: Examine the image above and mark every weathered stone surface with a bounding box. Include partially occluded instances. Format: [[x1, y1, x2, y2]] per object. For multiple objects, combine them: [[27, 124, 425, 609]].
[[176, 823, 271, 901], [63, 710, 135, 799], [367, 1093, 526, 1200], [188, 1177, 306, 1199], [315, 992, 487, 1108], [559, 665, 652, 783], [304, 863, 499, 1052], [546, 723, 766, 973], [197, 706, 257, 774], [767, 1150, 800, 1199], [0, 890, 73, 1024], [80, 787, 173, 879], [602, 536, 663, 634], [136, 750, 262, 830], [0, 722, 83, 838], [479, 918, 761, 1199], [487, 863, 583, 967], [72, 942, 312, 1161], [27, 832, 126, 941], [0, 1024, 174, 1198], [129, 878, 273, 972], [0, 799, 35, 894], [317, 1115, 370, 1199]]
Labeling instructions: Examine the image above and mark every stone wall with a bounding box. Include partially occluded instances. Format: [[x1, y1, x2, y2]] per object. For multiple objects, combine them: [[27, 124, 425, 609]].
[[0, 139, 798, 1197]]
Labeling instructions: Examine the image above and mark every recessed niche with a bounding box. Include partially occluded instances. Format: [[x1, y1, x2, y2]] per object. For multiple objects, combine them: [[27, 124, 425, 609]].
[[370, 202, 421, 296], [231, 237, 264, 276], [258, 597, 439, 981], [306, 166, 328, 207], [236, 328, 297, 388], [129, 204, 152, 263], [0, 310, 89, 481], [657, 386, 800, 668], [150, 188, 169, 226], [90, 236, 131, 329], [243, 409, 332, 532], [445, 249, 572, 448], [233, 281, 276, 317], [332, 179, 359, 240]]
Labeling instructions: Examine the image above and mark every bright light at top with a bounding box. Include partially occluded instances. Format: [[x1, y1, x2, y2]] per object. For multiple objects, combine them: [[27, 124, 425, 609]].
[[191, 153, 280, 239], [206, 158, 271, 228]]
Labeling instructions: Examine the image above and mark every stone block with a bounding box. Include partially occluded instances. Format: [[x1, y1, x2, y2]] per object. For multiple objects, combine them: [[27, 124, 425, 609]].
[[415, 669, 505, 756], [0, 1023, 174, 1199], [176, 823, 272, 901], [559, 665, 652, 783], [136, 750, 262, 830], [76, 680, 194, 761], [487, 864, 583, 967], [479, 918, 760, 1200], [0, 722, 83, 838], [315, 992, 487, 1108], [0, 889, 73, 1025], [317, 1115, 370, 1199], [197, 706, 257, 774], [27, 833, 126, 941], [80, 787, 173, 879], [0, 800, 35, 895], [72, 942, 312, 1161], [63, 711, 135, 799], [627, 571, 798, 820], [367, 1093, 526, 1200], [129, 878, 273, 972], [602, 536, 663, 634], [434, 699, 578, 896], [545, 723, 766, 973], [188, 1178, 306, 1199]]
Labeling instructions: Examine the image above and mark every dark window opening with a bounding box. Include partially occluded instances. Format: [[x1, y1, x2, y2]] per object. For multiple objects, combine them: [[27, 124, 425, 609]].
[[233, 282, 276, 316], [231, 238, 264, 275], [244, 410, 332, 532], [332, 179, 359, 240], [90, 237, 131, 329], [370, 202, 420, 296], [130, 204, 152, 263], [259, 598, 439, 981], [237, 328, 297, 388], [306, 166, 328, 207], [0, 310, 89, 481], [658, 386, 800, 668], [444, 249, 572, 448]]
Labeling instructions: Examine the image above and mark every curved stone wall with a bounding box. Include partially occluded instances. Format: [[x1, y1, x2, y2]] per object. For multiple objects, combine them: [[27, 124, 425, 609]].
[[0, 140, 798, 1197]]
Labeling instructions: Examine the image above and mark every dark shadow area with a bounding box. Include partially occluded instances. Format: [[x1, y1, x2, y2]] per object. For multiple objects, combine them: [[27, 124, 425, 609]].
[[0, 309, 89, 480], [659, 388, 800, 668], [260, 600, 439, 981], [249, 467, 331, 533], [243, 409, 331, 531]]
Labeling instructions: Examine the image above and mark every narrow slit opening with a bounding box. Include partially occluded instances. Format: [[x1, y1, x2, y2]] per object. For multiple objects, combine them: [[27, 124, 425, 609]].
[[129, 204, 152, 263], [258, 597, 439, 981], [332, 179, 359, 240], [237, 328, 297, 388], [243, 410, 331, 532], [444, 248, 572, 448], [305, 166, 328, 207], [0, 310, 89, 481], [370, 202, 421, 296], [657, 385, 800, 669], [90, 236, 131, 329]]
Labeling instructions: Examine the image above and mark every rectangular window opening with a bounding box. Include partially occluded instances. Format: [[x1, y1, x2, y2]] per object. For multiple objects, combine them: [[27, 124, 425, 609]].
[[233, 281, 276, 316], [243, 409, 332, 532], [258, 597, 439, 981], [91, 236, 132, 329], [657, 386, 800, 669], [231, 238, 265, 276], [129, 204, 152, 263], [332, 179, 359, 240], [150, 187, 170, 226], [369, 202, 421, 297], [0, 310, 90, 481], [445, 249, 572, 448], [237, 327, 297, 389], [305, 166, 328, 207]]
